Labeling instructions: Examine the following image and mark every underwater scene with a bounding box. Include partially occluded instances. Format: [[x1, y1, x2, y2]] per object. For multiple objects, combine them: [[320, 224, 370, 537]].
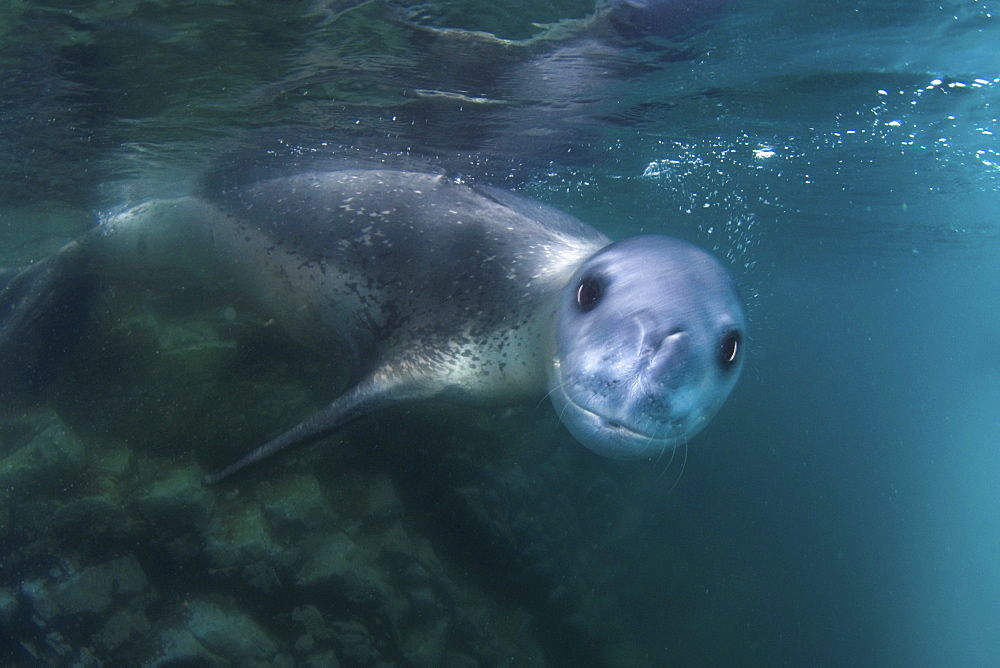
[[0, 0, 998, 666]]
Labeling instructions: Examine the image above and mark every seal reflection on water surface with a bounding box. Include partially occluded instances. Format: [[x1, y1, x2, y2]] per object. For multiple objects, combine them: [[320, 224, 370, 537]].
[[0, 166, 746, 482]]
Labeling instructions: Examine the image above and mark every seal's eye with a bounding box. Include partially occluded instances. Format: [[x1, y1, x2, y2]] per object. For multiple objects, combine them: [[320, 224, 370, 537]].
[[575, 276, 602, 312], [719, 330, 741, 368]]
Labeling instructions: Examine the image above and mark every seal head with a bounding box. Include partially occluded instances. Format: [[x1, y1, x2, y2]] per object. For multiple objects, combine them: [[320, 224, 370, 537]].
[[549, 235, 745, 459]]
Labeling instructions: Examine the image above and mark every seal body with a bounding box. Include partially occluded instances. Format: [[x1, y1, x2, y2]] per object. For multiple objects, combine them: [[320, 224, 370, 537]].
[[102, 170, 607, 400], [213, 170, 609, 401], [1, 166, 746, 483]]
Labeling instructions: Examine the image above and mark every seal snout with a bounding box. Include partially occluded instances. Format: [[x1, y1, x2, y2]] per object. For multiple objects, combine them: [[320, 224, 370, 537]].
[[640, 326, 688, 363], [636, 324, 698, 391]]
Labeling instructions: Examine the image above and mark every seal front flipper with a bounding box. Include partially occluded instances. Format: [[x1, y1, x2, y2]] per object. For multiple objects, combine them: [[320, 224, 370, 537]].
[[202, 372, 415, 485]]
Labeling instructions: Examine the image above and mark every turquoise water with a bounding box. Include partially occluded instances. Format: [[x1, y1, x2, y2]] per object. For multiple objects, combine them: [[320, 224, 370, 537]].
[[1, 1, 998, 665]]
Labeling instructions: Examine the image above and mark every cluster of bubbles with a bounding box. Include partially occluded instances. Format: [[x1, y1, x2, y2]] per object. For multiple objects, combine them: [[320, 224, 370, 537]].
[[639, 134, 773, 263], [637, 72, 998, 235], [619, 68, 997, 317], [866, 77, 999, 177]]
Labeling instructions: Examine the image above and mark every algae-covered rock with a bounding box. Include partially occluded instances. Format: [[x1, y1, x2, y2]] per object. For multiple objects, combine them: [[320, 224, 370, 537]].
[[205, 501, 281, 568], [133, 463, 213, 531], [296, 531, 390, 606], [93, 600, 151, 654], [89, 440, 131, 481], [155, 319, 237, 363], [240, 558, 283, 593], [404, 617, 450, 668], [291, 605, 338, 659], [408, 586, 439, 617], [185, 599, 283, 664], [21, 554, 147, 622], [379, 519, 417, 559], [259, 472, 333, 537], [0, 410, 85, 498], [147, 628, 225, 668], [292, 605, 333, 640], [303, 649, 342, 667], [0, 587, 17, 624], [7, 491, 133, 548], [444, 650, 481, 668], [365, 474, 404, 525], [51, 494, 133, 541], [329, 620, 379, 665]]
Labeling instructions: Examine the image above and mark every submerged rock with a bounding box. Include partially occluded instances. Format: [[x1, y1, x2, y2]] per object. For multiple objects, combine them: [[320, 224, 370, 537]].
[[133, 464, 214, 531], [408, 586, 438, 617], [443, 650, 480, 668], [259, 472, 333, 537], [148, 628, 224, 668], [364, 474, 405, 526], [58, 494, 135, 547], [93, 601, 151, 654], [403, 617, 450, 668], [205, 501, 282, 567], [295, 531, 390, 606], [0, 587, 17, 624], [0, 410, 85, 498], [185, 599, 284, 664], [0, 362, 621, 667], [302, 649, 342, 667], [292, 605, 333, 641], [328, 620, 379, 665], [22, 554, 147, 622]]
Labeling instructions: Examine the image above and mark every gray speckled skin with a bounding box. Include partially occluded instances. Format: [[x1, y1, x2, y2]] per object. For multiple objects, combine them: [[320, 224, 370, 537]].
[[91, 168, 611, 483], [207, 170, 609, 398], [3, 166, 745, 484]]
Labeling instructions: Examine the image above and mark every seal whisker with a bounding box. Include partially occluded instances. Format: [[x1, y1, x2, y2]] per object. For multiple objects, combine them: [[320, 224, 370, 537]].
[[554, 389, 576, 428], [664, 434, 689, 494], [654, 427, 677, 482], [536, 376, 569, 410], [652, 424, 670, 468]]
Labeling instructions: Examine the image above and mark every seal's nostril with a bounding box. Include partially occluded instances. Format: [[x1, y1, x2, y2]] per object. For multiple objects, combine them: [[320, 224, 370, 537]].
[[643, 328, 687, 361], [637, 321, 686, 357]]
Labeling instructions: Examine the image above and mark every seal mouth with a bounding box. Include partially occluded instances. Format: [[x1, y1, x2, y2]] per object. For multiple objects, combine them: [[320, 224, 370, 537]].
[[549, 358, 689, 459], [563, 391, 676, 442], [553, 379, 686, 460]]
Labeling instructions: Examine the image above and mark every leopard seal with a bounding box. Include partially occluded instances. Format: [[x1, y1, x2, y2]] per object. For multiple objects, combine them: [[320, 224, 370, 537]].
[[0, 165, 746, 483]]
